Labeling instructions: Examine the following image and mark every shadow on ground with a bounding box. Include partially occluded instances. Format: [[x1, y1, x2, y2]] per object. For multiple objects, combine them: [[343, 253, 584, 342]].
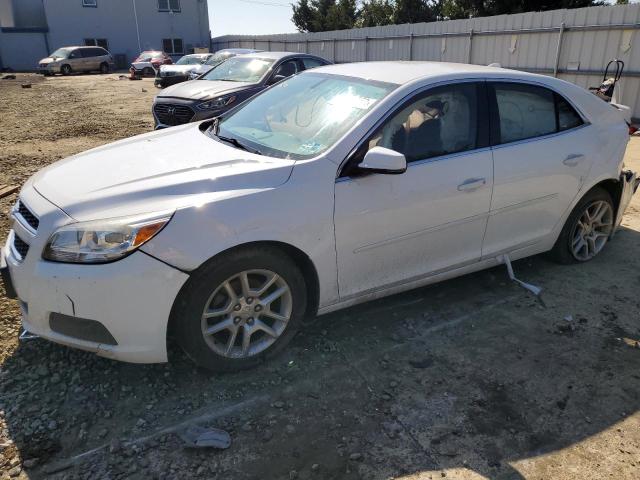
[[0, 227, 639, 479]]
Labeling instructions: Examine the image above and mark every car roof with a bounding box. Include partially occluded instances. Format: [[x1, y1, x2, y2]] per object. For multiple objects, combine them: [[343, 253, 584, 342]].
[[216, 48, 261, 55], [240, 51, 320, 61], [310, 61, 541, 85]]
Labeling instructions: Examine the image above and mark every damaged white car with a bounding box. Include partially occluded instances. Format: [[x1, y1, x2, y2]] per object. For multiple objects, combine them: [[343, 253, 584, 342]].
[[1, 62, 638, 372]]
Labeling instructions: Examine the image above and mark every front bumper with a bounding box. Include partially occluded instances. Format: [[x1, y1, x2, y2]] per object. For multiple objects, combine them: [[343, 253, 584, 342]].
[[154, 75, 188, 88], [153, 97, 224, 129], [38, 64, 59, 74], [2, 187, 189, 363]]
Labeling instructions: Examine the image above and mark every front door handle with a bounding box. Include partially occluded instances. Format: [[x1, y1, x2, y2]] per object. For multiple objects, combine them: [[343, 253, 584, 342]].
[[563, 154, 585, 167], [457, 177, 486, 192]]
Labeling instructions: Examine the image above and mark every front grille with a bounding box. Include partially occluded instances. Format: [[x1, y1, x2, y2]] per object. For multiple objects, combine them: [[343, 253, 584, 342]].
[[153, 103, 194, 126], [12, 234, 29, 260], [17, 201, 39, 231]]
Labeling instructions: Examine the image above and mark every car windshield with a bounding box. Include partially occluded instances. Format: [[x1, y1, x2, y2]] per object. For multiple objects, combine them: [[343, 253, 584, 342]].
[[201, 57, 274, 83], [204, 53, 230, 66], [138, 52, 162, 61], [50, 48, 72, 59], [215, 73, 397, 159], [176, 55, 204, 65]]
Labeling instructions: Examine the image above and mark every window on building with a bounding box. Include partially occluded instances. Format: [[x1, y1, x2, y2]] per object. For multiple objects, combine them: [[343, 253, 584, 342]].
[[84, 38, 109, 51], [162, 38, 184, 54], [82, 0, 97, 7], [158, 0, 181, 12]]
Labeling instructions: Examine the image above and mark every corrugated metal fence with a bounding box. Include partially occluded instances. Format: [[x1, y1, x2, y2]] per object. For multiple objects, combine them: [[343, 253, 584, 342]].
[[211, 4, 640, 119]]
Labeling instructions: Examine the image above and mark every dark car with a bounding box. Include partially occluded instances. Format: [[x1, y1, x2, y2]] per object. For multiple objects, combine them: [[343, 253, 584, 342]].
[[152, 51, 331, 129]]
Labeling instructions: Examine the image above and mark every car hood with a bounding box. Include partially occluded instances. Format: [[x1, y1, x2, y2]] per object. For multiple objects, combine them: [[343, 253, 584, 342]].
[[39, 57, 59, 64], [160, 64, 198, 74], [157, 79, 255, 101], [31, 124, 295, 221]]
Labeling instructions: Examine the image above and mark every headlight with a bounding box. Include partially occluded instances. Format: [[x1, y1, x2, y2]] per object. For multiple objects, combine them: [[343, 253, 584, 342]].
[[43, 212, 173, 264], [197, 96, 236, 111]]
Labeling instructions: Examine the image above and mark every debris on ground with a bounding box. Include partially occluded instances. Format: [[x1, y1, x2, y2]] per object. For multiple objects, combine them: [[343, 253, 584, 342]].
[[0, 185, 18, 200], [2, 74, 16, 80], [21, 84, 32, 89], [178, 426, 231, 449]]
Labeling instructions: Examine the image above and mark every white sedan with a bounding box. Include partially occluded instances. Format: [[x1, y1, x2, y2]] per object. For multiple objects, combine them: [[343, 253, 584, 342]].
[[1, 62, 638, 371]]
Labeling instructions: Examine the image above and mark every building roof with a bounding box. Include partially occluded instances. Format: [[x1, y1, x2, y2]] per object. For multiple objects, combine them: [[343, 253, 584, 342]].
[[311, 61, 533, 85]]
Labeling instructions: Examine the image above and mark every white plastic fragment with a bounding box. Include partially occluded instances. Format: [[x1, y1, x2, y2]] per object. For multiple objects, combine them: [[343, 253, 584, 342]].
[[498, 254, 543, 296]]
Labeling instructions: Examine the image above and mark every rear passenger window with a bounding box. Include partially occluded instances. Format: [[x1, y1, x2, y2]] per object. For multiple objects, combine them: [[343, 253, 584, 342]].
[[494, 83, 556, 143], [556, 95, 583, 131], [301, 58, 326, 70], [491, 82, 584, 145]]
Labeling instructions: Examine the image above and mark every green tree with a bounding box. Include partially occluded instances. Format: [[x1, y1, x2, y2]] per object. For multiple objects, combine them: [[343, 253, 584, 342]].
[[325, 0, 358, 30], [357, 0, 395, 27], [292, 0, 315, 32], [393, 0, 438, 24]]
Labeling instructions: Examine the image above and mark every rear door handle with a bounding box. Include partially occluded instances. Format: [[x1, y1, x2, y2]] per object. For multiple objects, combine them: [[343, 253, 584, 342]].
[[563, 154, 585, 167], [457, 177, 486, 192]]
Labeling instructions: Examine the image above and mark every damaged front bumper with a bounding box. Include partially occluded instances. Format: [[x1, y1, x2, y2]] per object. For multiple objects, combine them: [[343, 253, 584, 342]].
[[614, 169, 640, 231]]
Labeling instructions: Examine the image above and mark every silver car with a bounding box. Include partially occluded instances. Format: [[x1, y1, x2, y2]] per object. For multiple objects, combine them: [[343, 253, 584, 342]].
[[38, 46, 114, 76], [152, 51, 330, 129], [187, 48, 262, 80], [155, 53, 215, 88]]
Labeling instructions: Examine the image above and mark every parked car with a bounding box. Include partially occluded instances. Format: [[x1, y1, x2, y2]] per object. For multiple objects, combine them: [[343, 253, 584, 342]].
[[38, 46, 114, 76], [130, 51, 173, 77], [155, 53, 215, 88], [152, 51, 331, 129], [187, 48, 262, 80], [2, 62, 638, 372]]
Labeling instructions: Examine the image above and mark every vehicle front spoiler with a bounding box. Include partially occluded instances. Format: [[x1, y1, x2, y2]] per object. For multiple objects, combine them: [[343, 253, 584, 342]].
[[614, 169, 640, 232]]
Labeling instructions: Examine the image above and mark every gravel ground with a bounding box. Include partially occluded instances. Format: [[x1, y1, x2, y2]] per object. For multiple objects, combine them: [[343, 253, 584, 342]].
[[0, 73, 639, 480]]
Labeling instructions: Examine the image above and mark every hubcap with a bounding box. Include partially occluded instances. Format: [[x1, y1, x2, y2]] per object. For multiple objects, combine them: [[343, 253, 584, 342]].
[[201, 269, 292, 359], [570, 200, 613, 261]]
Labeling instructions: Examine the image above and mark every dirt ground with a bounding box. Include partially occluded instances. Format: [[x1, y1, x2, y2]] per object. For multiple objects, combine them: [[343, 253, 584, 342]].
[[0, 73, 639, 480]]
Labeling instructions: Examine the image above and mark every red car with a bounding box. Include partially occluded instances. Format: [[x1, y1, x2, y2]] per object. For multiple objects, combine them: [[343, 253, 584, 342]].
[[130, 51, 173, 77]]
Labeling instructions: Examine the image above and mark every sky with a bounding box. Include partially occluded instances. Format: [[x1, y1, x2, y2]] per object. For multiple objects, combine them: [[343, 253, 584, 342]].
[[207, 0, 638, 38], [208, 0, 298, 37]]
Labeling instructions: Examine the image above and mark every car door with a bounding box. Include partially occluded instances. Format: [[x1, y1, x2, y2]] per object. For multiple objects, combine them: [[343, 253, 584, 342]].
[[67, 49, 84, 71], [481, 81, 594, 257], [267, 59, 299, 85], [82, 48, 98, 71], [334, 81, 493, 299]]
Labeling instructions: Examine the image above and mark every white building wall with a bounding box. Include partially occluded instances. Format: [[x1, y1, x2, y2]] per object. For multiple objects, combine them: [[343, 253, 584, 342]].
[[44, 0, 209, 64]]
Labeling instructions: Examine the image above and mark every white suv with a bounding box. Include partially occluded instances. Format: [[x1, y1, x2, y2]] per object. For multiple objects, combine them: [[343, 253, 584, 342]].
[[2, 62, 637, 371]]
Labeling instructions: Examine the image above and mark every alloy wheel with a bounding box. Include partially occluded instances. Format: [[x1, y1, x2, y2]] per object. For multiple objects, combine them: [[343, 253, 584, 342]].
[[570, 200, 613, 261], [200, 269, 292, 358]]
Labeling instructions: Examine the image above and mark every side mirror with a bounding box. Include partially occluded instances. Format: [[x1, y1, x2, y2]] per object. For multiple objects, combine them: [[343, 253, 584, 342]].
[[357, 146, 407, 174], [268, 74, 286, 85]]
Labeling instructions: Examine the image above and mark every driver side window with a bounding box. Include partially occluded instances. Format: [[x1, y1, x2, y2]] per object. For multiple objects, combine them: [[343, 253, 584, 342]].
[[273, 60, 298, 79], [366, 83, 479, 163]]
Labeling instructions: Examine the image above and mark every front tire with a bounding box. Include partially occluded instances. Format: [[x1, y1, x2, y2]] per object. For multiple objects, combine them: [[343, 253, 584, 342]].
[[61, 64, 72, 76], [173, 247, 307, 372], [550, 187, 615, 264]]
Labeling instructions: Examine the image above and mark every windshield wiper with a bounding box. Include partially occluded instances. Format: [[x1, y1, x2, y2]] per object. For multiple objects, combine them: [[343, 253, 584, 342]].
[[206, 118, 262, 155]]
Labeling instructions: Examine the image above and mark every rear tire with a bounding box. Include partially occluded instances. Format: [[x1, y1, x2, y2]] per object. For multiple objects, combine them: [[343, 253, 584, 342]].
[[173, 247, 307, 372], [550, 187, 615, 264], [99, 62, 109, 74], [61, 64, 72, 76]]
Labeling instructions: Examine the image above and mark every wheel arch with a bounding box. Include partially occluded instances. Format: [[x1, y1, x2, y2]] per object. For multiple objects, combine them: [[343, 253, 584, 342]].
[[167, 240, 320, 340]]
